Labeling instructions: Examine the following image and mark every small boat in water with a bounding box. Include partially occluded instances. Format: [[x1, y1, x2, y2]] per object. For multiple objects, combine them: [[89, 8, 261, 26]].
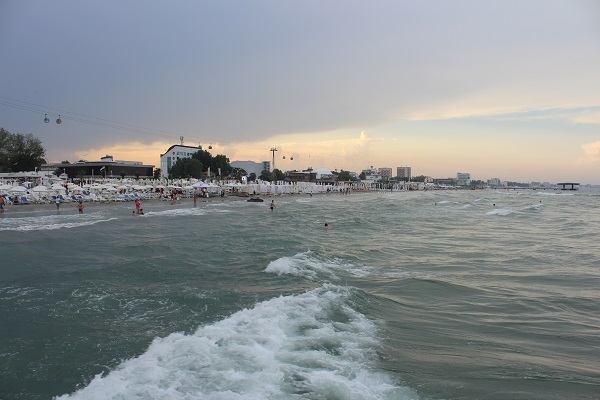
[[247, 197, 264, 202]]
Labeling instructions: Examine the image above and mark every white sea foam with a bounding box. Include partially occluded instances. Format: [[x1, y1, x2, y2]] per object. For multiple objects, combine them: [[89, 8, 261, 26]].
[[143, 208, 207, 217], [265, 251, 372, 280], [524, 203, 544, 211], [537, 192, 575, 196], [0, 214, 118, 231], [55, 285, 419, 400], [485, 208, 513, 216]]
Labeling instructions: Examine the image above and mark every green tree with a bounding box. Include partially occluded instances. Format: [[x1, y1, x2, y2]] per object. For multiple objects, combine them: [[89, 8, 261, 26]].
[[228, 167, 247, 181], [212, 154, 232, 176], [248, 172, 256, 182], [191, 150, 233, 175], [336, 170, 355, 181], [273, 168, 285, 181], [169, 158, 204, 179], [153, 168, 161, 180], [259, 169, 272, 181], [0, 128, 47, 172], [191, 150, 213, 170], [411, 175, 426, 182]]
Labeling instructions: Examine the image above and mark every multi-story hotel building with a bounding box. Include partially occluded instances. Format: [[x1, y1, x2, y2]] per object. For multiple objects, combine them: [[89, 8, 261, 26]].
[[160, 144, 204, 178], [378, 167, 393, 180], [396, 166, 412, 180]]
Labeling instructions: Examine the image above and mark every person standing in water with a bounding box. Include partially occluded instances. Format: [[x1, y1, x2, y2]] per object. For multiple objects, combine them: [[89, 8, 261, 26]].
[[77, 201, 84, 214], [270, 200, 275, 211]]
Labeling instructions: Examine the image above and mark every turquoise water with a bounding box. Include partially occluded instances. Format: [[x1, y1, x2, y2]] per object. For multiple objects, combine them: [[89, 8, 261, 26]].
[[1, 189, 599, 399]]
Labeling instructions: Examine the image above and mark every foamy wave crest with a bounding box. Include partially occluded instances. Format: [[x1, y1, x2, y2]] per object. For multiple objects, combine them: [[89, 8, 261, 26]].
[[0, 214, 118, 231], [265, 251, 372, 280], [537, 192, 575, 196], [436, 200, 460, 205], [524, 203, 544, 211], [144, 208, 207, 217], [55, 285, 419, 400], [486, 208, 514, 216]]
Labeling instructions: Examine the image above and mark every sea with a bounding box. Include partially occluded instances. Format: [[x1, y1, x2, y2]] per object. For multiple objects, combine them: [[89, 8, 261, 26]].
[[0, 188, 598, 400]]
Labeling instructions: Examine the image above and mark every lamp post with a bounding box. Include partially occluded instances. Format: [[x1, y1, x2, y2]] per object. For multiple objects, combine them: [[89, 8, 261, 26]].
[[270, 147, 278, 182]]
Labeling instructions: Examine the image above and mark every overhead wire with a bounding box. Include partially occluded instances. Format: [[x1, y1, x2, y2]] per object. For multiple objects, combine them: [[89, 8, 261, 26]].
[[0, 95, 206, 143]]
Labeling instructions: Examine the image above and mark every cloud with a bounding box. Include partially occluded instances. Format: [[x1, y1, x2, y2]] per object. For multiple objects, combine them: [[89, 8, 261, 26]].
[[571, 110, 600, 125], [577, 140, 600, 165], [68, 141, 172, 166]]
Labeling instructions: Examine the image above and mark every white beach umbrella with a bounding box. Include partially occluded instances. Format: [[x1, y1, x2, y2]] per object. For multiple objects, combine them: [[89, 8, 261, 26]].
[[32, 186, 48, 192], [0, 184, 13, 191], [10, 186, 27, 192]]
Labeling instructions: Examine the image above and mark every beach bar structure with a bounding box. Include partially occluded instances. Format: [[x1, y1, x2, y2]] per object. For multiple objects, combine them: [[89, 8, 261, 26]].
[[44, 156, 154, 180], [557, 182, 579, 190]]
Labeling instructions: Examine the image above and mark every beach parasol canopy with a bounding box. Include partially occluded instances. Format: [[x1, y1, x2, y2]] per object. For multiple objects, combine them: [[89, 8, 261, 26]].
[[10, 186, 27, 192], [32, 186, 48, 192]]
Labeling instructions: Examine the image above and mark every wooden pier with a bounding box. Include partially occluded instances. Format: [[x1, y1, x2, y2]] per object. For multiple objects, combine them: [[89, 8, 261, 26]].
[[557, 182, 579, 190]]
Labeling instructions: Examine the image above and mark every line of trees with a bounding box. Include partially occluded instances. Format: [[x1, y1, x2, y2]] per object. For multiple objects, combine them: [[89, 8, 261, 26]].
[[0, 128, 47, 172], [168, 149, 234, 179]]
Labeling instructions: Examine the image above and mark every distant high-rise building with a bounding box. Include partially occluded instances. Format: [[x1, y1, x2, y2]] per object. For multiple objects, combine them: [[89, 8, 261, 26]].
[[396, 166, 412, 180], [378, 167, 392, 179]]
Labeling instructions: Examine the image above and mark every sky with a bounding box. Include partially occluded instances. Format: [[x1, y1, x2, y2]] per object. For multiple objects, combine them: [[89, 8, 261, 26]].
[[1, 0, 599, 184]]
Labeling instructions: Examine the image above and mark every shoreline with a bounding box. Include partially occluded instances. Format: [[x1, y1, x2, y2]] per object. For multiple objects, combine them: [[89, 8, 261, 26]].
[[0, 191, 374, 216]]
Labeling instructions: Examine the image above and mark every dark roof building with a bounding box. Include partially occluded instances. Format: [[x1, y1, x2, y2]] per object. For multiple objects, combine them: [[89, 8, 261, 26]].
[[44, 155, 154, 179]]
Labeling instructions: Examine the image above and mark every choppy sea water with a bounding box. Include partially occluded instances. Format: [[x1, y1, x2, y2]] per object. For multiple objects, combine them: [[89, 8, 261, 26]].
[[1, 189, 599, 400]]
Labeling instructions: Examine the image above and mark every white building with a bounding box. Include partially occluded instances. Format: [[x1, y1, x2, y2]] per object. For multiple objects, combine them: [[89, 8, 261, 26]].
[[488, 178, 503, 187], [230, 160, 270, 177], [457, 172, 471, 186], [361, 167, 382, 183], [160, 144, 203, 179], [396, 166, 412, 180]]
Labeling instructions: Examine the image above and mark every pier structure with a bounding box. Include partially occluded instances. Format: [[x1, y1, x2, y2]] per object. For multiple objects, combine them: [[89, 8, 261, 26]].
[[557, 182, 579, 190]]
